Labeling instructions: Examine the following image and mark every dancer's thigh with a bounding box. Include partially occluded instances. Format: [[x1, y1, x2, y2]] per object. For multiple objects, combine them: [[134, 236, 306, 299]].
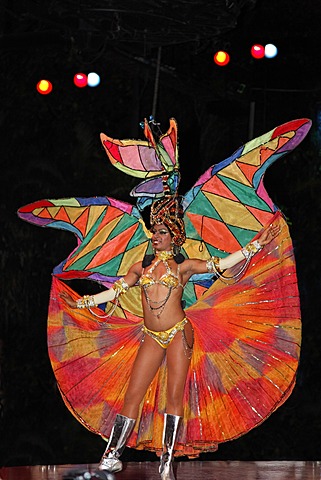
[[125, 335, 165, 400], [166, 320, 193, 406]]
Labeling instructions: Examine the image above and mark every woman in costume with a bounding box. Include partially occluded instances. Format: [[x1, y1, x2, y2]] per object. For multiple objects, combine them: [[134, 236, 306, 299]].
[[18, 117, 310, 480], [61, 191, 279, 479]]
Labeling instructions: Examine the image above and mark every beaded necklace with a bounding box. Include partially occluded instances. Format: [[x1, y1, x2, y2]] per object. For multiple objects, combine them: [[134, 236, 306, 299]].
[[142, 250, 175, 319], [155, 250, 174, 261]]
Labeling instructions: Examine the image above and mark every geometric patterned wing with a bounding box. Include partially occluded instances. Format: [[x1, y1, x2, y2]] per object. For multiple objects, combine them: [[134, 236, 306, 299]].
[[100, 135, 163, 179], [17, 196, 150, 287], [100, 118, 179, 179], [180, 118, 311, 308], [183, 118, 312, 260]]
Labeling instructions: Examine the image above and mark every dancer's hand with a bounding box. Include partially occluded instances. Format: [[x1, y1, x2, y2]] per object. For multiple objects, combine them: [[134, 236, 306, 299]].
[[60, 291, 77, 308], [257, 224, 280, 246]]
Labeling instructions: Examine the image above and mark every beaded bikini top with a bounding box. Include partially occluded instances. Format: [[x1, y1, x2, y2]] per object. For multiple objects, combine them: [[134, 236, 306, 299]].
[[139, 251, 183, 290]]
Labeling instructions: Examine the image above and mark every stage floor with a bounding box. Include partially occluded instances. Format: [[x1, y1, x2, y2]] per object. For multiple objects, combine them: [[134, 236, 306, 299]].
[[1, 461, 320, 480]]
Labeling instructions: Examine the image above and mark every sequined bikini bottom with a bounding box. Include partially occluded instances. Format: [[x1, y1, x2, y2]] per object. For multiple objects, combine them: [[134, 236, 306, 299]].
[[141, 317, 188, 349]]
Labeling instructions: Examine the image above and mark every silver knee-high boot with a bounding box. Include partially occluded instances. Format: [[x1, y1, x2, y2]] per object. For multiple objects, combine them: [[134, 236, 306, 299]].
[[99, 413, 136, 473], [159, 413, 182, 480]]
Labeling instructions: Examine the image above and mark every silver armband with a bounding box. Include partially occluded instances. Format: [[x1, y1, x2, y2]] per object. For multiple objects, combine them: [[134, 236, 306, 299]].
[[112, 278, 129, 296], [241, 240, 263, 259], [76, 295, 97, 309], [206, 256, 222, 274]]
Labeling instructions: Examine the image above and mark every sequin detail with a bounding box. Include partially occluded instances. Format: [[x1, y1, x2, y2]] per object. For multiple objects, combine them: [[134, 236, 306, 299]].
[[142, 318, 188, 348]]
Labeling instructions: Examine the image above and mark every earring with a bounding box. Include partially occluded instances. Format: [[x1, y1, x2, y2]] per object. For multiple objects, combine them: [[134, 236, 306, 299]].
[[173, 245, 180, 256]]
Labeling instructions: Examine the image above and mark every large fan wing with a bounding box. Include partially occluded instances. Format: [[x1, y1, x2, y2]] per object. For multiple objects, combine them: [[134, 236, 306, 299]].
[[18, 196, 150, 286]]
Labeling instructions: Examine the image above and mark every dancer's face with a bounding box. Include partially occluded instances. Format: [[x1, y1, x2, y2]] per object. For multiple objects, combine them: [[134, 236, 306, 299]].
[[150, 224, 172, 251]]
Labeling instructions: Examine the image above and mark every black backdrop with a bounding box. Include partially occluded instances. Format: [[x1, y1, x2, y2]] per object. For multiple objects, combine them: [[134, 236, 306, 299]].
[[2, 0, 321, 466]]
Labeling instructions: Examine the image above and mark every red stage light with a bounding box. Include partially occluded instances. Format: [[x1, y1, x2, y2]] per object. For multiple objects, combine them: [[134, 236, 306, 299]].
[[251, 44, 265, 59], [36, 79, 53, 95], [214, 51, 230, 66], [74, 73, 88, 88]]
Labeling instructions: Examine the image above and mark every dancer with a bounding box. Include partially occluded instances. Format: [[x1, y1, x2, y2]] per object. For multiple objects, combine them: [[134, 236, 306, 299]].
[[61, 191, 279, 478]]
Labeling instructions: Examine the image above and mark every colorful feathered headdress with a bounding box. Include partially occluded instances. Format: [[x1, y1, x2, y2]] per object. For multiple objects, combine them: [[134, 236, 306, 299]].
[[101, 116, 186, 246]]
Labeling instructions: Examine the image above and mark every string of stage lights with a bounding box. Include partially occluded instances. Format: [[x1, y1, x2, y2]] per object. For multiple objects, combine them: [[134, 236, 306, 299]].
[[214, 43, 278, 66], [36, 72, 101, 95], [36, 43, 278, 95]]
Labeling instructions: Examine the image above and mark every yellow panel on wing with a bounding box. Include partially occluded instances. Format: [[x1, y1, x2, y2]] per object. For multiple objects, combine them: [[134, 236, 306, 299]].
[[86, 206, 112, 236], [204, 191, 262, 231], [119, 241, 150, 276], [183, 239, 210, 261], [242, 129, 294, 156], [66, 215, 122, 268], [217, 162, 252, 186]]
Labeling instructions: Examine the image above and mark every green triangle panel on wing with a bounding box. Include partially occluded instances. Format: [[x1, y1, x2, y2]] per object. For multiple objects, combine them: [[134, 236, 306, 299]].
[[186, 190, 222, 221], [91, 252, 123, 276], [201, 174, 241, 202], [107, 213, 142, 242], [227, 224, 258, 247], [66, 213, 122, 266], [186, 212, 242, 253], [184, 214, 206, 242], [217, 175, 273, 212], [85, 223, 142, 270], [126, 223, 149, 251], [206, 244, 229, 258], [182, 282, 197, 309], [65, 246, 101, 272], [69, 209, 108, 257]]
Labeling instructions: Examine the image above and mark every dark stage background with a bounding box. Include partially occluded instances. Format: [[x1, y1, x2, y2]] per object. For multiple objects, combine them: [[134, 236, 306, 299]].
[[1, 0, 321, 467]]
